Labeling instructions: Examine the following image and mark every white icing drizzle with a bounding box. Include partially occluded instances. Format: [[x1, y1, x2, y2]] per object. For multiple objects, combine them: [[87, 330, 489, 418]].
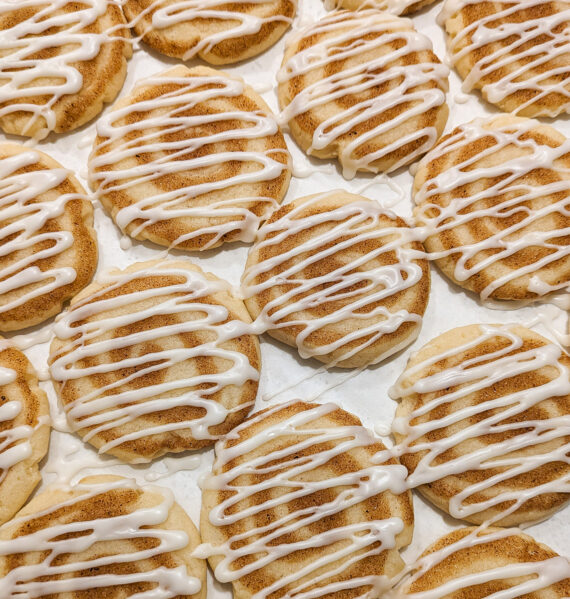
[[414, 117, 570, 301], [386, 323, 570, 522], [241, 192, 425, 366], [0, 151, 81, 320], [438, 0, 570, 116], [0, 0, 126, 139], [277, 10, 449, 179], [0, 477, 202, 597], [90, 72, 290, 250], [49, 261, 260, 459], [323, 0, 425, 17], [196, 401, 409, 599]]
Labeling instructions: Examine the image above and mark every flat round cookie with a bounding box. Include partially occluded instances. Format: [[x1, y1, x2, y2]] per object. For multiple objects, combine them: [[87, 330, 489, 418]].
[[401, 527, 570, 598], [123, 0, 295, 65], [0, 340, 49, 526], [241, 191, 430, 368], [277, 9, 449, 178], [323, 0, 437, 16], [49, 259, 261, 463], [391, 323, 570, 526], [0, 475, 206, 598], [199, 400, 413, 599], [0, 144, 98, 332], [0, 0, 132, 139], [413, 115, 570, 302], [90, 65, 291, 251], [440, 0, 570, 117]]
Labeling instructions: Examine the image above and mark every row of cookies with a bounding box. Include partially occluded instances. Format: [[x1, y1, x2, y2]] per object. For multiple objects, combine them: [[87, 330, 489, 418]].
[[0, 319, 568, 595]]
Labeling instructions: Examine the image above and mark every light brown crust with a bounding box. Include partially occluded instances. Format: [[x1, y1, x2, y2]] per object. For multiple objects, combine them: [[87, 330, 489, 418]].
[[277, 10, 449, 175], [0, 343, 50, 525], [0, 1, 132, 138], [394, 324, 570, 526], [0, 143, 98, 332], [123, 0, 295, 65], [201, 400, 414, 599], [89, 65, 291, 252], [404, 527, 570, 598], [49, 259, 261, 462], [242, 191, 430, 368], [0, 474, 207, 599], [326, 0, 438, 16], [413, 115, 570, 301], [443, 0, 570, 117]]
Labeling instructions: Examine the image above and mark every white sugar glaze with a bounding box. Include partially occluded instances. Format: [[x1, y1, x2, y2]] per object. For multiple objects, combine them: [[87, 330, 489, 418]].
[[241, 192, 426, 366], [414, 117, 570, 301], [90, 71, 290, 249], [438, 0, 570, 116], [323, 0, 428, 17], [0, 476, 202, 597], [49, 261, 260, 458], [0, 151, 81, 320], [278, 10, 449, 179]]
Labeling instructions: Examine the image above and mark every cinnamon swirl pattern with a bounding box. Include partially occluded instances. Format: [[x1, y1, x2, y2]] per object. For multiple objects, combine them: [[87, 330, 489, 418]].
[[0, 0, 131, 139], [440, 0, 570, 117], [0, 341, 50, 526], [199, 400, 413, 599], [90, 65, 291, 251], [389, 323, 570, 526], [413, 116, 570, 302], [277, 10, 449, 179], [0, 476, 206, 598], [49, 260, 261, 463], [242, 191, 430, 368], [0, 144, 98, 332], [123, 0, 296, 64], [323, 0, 437, 16]]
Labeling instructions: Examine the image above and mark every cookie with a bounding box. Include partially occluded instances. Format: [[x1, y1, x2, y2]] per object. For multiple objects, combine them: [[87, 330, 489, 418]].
[[401, 527, 570, 598], [90, 65, 291, 251], [199, 400, 413, 599], [49, 259, 261, 463], [0, 144, 98, 332], [123, 0, 295, 64], [0, 475, 206, 598], [0, 0, 131, 139], [440, 0, 570, 117], [241, 191, 430, 368], [0, 341, 50, 526], [413, 115, 570, 302], [277, 9, 449, 178], [391, 323, 570, 526]]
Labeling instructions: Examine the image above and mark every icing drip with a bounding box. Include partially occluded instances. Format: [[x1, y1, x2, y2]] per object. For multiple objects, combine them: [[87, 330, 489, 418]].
[[277, 10, 449, 179], [196, 401, 409, 599], [90, 72, 290, 250], [414, 118, 570, 300], [323, 0, 427, 16], [0, 0, 125, 139], [387, 324, 570, 522], [0, 151, 80, 317], [0, 477, 202, 597], [241, 192, 425, 366], [49, 261, 260, 458], [438, 0, 570, 116]]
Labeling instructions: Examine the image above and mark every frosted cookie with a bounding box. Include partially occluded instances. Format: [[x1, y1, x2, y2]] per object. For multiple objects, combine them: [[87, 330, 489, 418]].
[[199, 400, 413, 599], [0, 341, 49, 526], [0, 144, 98, 332], [241, 191, 430, 368], [401, 528, 570, 598], [277, 10, 449, 179], [0, 0, 132, 140], [390, 324, 570, 526], [123, 0, 295, 64], [49, 259, 261, 463], [0, 475, 206, 598], [440, 0, 570, 117], [413, 116, 570, 302], [90, 65, 291, 251], [324, 0, 437, 16]]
